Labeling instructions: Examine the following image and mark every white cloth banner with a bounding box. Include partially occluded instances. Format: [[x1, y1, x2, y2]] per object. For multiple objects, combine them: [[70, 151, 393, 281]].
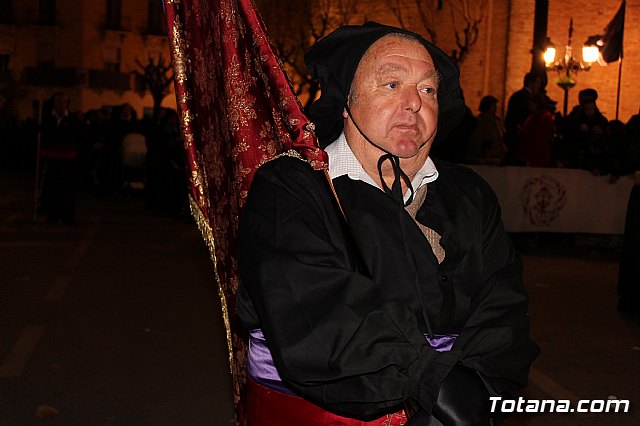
[[468, 165, 635, 234]]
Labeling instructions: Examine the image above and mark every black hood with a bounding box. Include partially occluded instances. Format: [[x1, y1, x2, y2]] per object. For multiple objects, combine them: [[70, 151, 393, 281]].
[[305, 21, 465, 149]]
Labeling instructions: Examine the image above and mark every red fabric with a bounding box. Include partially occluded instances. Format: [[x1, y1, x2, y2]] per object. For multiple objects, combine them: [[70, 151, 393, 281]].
[[163, 1, 327, 424], [39, 148, 78, 160], [247, 379, 408, 426], [516, 110, 554, 167]]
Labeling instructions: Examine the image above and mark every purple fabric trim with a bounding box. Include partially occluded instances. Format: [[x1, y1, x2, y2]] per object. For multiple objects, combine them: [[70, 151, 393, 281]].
[[248, 329, 296, 395], [426, 334, 458, 352], [248, 329, 458, 393]]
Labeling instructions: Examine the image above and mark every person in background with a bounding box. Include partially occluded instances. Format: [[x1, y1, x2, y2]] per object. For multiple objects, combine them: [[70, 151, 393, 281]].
[[38, 92, 82, 224], [624, 109, 640, 173], [564, 88, 609, 172], [618, 170, 640, 315], [504, 72, 543, 164], [466, 95, 506, 165], [515, 93, 555, 168]]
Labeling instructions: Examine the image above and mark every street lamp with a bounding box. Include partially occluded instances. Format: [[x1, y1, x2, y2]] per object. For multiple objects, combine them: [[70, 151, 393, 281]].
[[544, 18, 599, 116]]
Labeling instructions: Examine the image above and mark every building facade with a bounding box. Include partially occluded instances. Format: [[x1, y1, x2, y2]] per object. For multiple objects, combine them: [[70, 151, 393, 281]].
[[0, 0, 176, 121], [339, 0, 638, 123], [0, 0, 637, 124]]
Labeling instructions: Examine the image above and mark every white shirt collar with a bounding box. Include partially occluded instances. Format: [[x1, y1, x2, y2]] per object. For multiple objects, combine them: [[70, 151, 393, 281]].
[[325, 132, 439, 202]]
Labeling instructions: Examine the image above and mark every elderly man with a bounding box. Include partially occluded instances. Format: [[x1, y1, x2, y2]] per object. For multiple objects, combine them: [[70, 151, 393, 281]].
[[237, 22, 539, 425]]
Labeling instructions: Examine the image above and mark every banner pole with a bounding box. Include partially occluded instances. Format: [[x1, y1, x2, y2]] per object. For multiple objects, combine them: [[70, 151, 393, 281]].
[[615, 56, 622, 120], [33, 99, 43, 221]]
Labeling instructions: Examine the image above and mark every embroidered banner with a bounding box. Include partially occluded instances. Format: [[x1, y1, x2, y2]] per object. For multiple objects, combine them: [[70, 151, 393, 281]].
[[469, 165, 635, 234], [163, 1, 326, 424]]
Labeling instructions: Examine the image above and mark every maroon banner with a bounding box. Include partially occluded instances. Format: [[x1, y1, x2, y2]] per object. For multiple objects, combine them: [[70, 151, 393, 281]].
[[163, 0, 327, 424], [599, 0, 625, 63]]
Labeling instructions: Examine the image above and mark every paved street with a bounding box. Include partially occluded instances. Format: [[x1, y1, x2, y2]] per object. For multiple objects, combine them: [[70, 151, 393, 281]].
[[505, 235, 640, 425], [1, 167, 639, 425], [1, 169, 234, 425]]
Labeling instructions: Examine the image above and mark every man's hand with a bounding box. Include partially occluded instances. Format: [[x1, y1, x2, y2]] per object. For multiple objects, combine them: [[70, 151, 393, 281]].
[[404, 408, 444, 426], [431, 365, 491, 426]]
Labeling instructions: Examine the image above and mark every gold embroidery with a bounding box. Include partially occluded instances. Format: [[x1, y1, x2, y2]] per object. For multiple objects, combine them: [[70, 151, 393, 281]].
[[220, 0, 241, 44], [381, 411, 408, 425], [267, 149, 305, 162], [171, 21, 187, 84], [191, 169, 204, 196], [234, 138, 250, 155], [181, 109, 193, 126], [225, 55, 258, 133], [182, 133, 194, 149]]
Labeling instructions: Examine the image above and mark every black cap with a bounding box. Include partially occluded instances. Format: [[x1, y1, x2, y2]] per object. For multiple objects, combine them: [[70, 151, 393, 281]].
[[578, 88, 598, 104], [304, 21, 464, 148]]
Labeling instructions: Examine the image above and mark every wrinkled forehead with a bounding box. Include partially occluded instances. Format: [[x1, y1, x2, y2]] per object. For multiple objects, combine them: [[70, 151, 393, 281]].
[[351, 34, 438, 92], [359, 33, 434, 70]]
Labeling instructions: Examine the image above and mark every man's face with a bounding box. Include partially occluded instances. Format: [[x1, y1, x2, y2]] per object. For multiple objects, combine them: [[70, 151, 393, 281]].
[[584, 102, 596, 117], [530, 77, 543, 94], [344, 35, 439, 159]]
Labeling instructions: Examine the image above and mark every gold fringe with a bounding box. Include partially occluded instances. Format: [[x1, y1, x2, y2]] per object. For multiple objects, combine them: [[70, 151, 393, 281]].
[[187, 150, 313, 379], [189, 196, 234, 375], [268, 148, 304, 162]]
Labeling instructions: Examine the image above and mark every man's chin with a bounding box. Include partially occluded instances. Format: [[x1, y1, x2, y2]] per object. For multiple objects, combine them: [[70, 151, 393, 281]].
[[394, 140, 429, 159]]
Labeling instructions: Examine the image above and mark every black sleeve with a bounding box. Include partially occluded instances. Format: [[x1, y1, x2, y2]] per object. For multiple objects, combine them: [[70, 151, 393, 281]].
[[238, 157, 460, 419], [451, 172, 540, 398]]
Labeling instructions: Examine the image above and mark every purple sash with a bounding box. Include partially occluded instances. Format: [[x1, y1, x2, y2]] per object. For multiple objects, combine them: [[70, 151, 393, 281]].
[[248, 329, 458, 394]]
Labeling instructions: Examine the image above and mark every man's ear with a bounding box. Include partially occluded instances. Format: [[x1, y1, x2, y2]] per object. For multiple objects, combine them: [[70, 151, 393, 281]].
[[343, 107, 348, 119]]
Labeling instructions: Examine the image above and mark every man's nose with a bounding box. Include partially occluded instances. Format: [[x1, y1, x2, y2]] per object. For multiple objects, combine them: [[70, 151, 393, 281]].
[[403, 86, 421, 112]]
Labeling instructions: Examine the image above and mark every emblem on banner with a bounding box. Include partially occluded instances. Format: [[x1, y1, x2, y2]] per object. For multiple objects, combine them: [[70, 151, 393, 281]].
[[520, 176, 567, 225]]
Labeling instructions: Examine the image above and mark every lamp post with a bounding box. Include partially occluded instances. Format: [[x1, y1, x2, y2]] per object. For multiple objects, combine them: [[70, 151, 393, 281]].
[[544, 18, 600, 116]]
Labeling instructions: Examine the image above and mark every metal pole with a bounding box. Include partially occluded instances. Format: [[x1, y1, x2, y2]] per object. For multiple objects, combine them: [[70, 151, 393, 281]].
[[616, 56, 623, 120], [33, 99, 43, 221], [564, 19, 573, 117], [532, 0, 549, 84]]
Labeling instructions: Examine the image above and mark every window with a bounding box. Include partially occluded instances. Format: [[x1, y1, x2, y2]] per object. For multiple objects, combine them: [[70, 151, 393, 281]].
[[147, 0, 165, 35], [0, 54, 9, 71], [105, 0, 122, 30], [134, 73, 147, 93], [37, 42, 55, 68], [0, 54, 10, 80], [103, 47, 121, 72], [0, 0, 13, 24], [38, 0, 56, 25]]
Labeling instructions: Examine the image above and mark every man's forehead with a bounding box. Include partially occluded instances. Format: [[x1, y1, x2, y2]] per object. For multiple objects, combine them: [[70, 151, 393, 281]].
[[363, 36, 433, 63], [375, 63, 439, 79], [376, 63, 407, 75]]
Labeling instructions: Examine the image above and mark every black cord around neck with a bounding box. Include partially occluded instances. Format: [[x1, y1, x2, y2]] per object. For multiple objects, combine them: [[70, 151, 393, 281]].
[[345, 103, 415, 206]]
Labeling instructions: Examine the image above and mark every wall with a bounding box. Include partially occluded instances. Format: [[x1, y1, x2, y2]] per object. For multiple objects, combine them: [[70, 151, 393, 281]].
[[3, 0, 637, 123], [272, 0, 639, 123], [543, 0, 638, 121], [0, 0, 176, 121]]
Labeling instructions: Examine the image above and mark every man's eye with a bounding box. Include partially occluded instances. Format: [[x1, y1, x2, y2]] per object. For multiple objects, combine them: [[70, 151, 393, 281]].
[[385, 82, 398, 89], [421, 87, 437, 95]]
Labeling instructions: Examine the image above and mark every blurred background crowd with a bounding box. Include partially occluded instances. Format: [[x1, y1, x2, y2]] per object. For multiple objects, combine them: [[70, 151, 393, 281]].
[[0, 93, 187, 224], [2, 84, 639, 226], [433, 74, 640, 179]]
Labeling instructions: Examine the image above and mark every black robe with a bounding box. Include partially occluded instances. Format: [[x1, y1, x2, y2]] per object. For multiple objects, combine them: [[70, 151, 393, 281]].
[[237, 155, 539, 419]]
